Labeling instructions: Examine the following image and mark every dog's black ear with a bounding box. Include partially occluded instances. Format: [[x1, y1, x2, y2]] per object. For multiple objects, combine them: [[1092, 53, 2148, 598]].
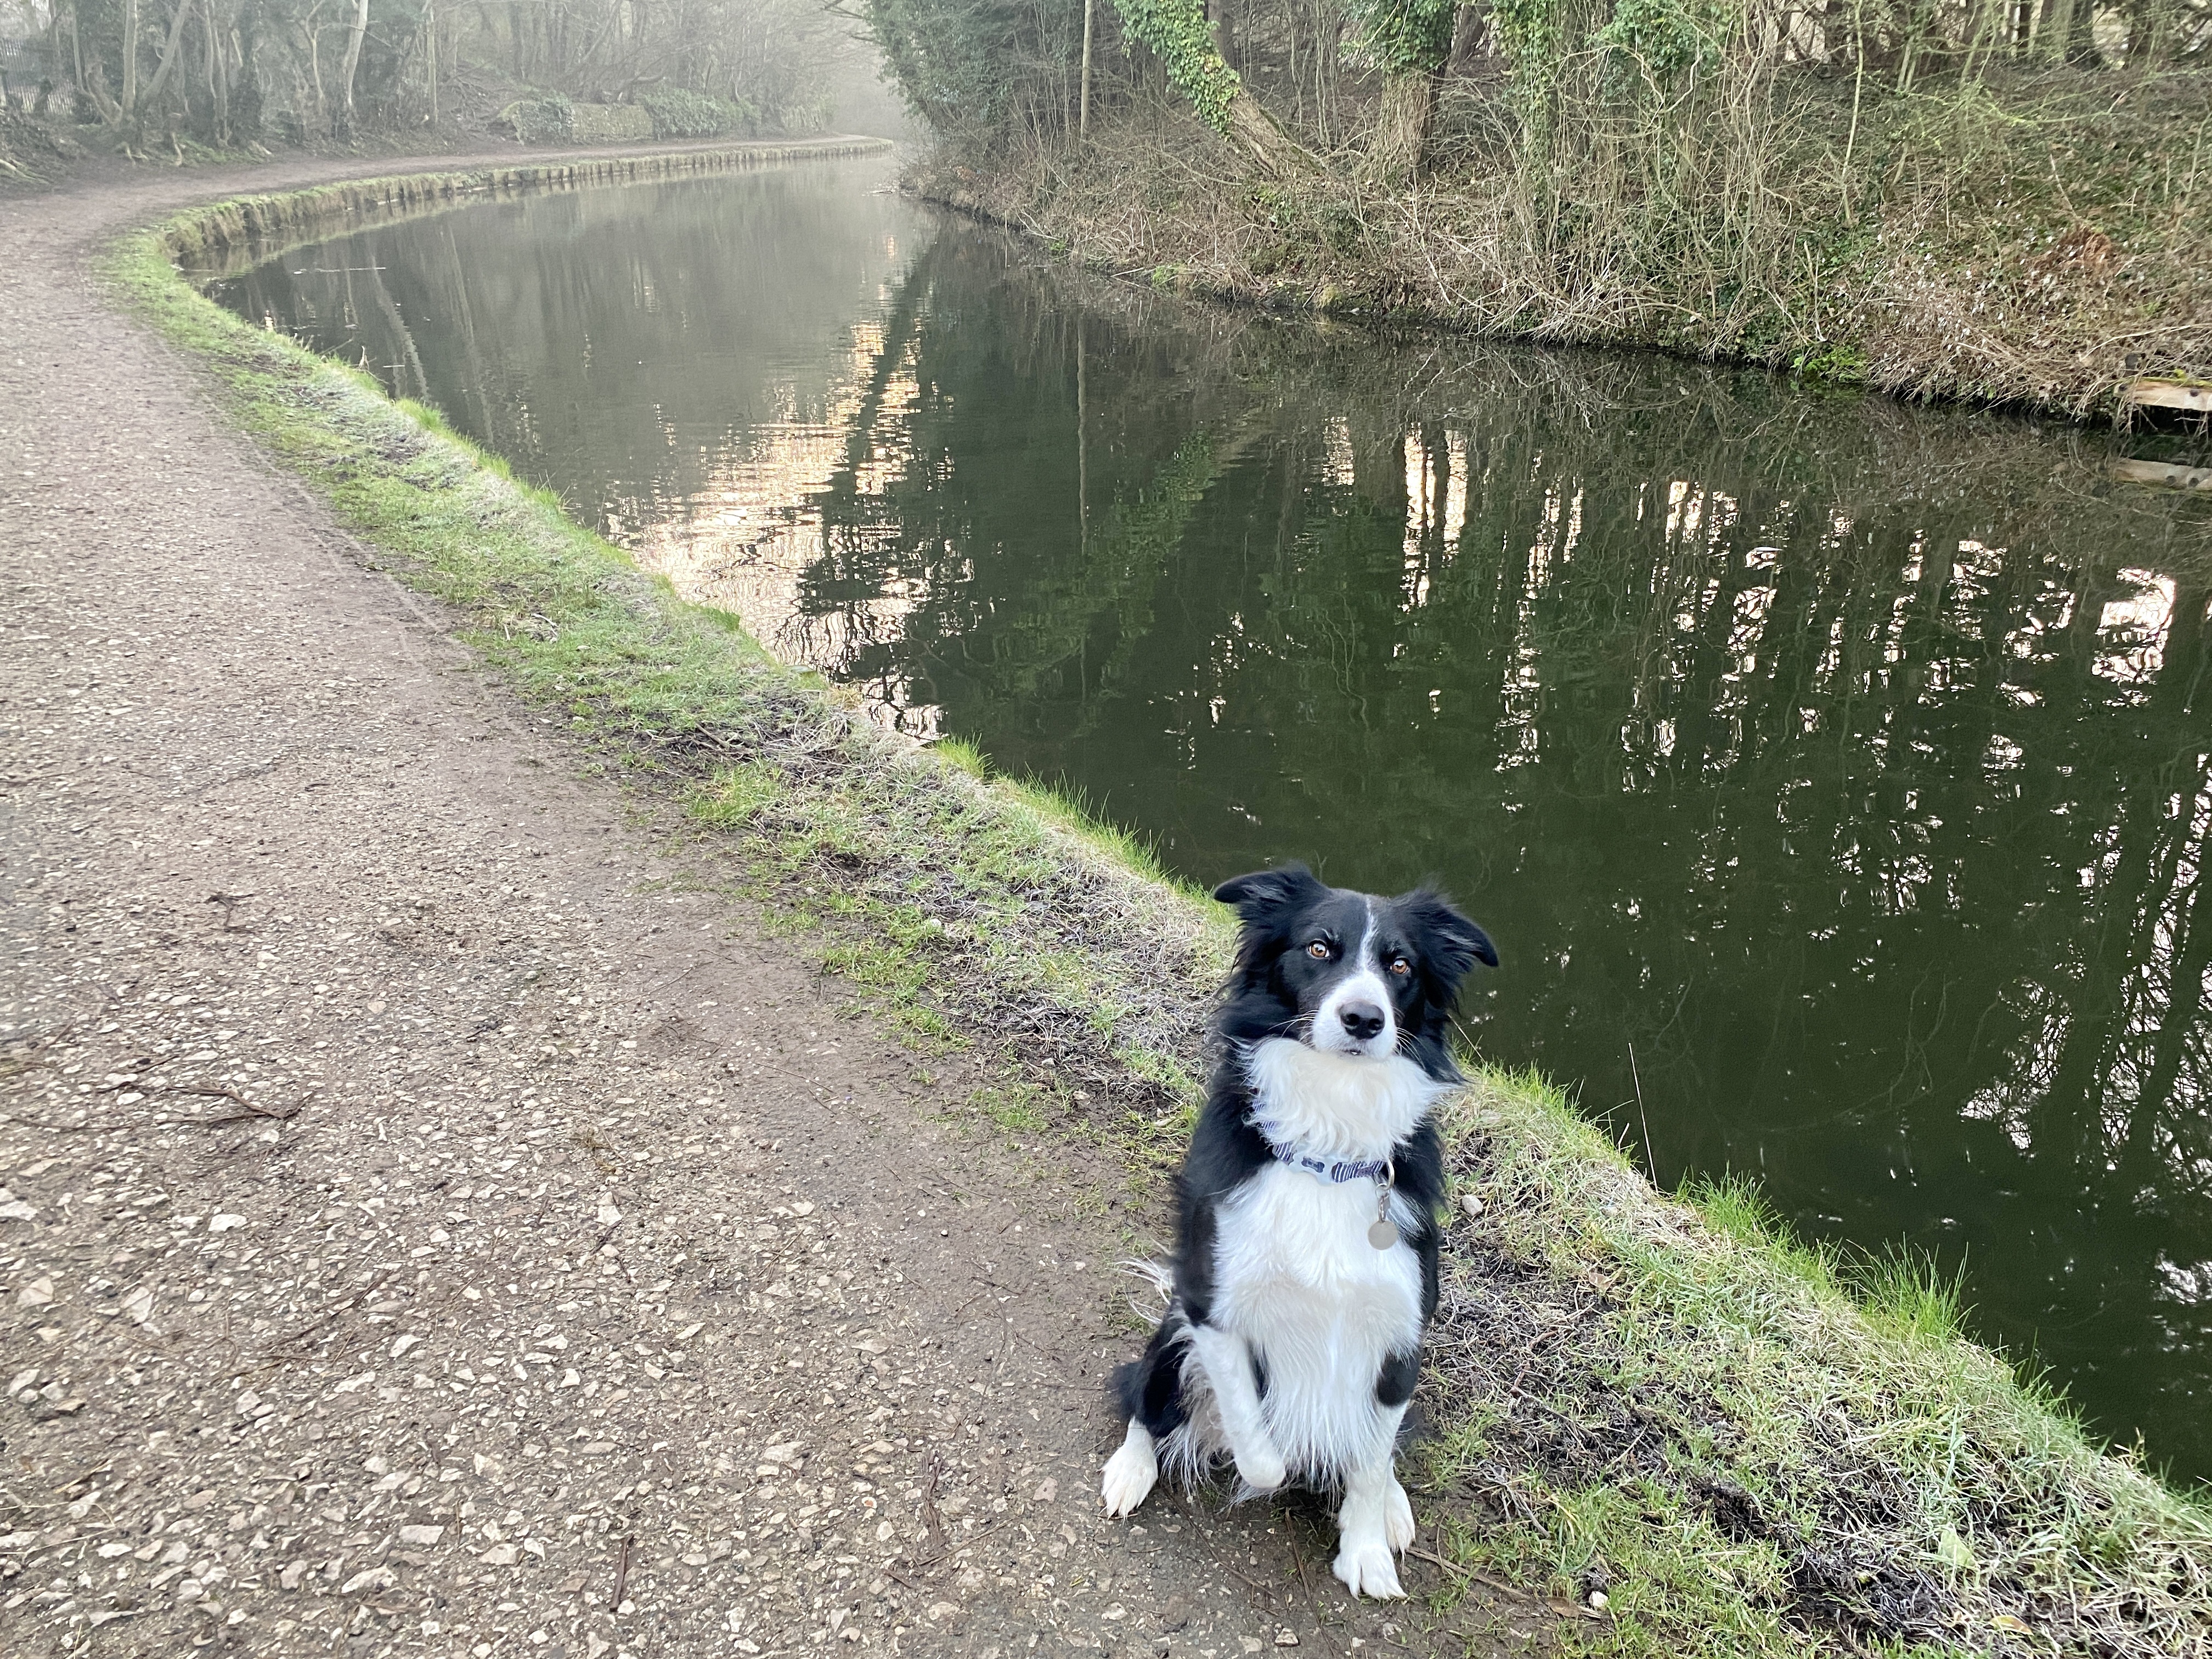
[[1214, 864, 1324, 923], [1400, 888, 1498, 983]]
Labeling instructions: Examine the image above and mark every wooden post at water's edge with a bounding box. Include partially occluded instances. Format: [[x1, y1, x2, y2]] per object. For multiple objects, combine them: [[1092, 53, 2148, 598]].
[[2126, 379, 2212, 416], [2111, 458, 2212, 493]]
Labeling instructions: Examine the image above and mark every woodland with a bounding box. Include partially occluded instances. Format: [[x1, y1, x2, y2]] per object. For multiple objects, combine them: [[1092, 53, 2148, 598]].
[[867, 0, 2211, 174], [0, 0, 856, 146], [1, 0, 2204, 402], [876, 0, 2212, 410]]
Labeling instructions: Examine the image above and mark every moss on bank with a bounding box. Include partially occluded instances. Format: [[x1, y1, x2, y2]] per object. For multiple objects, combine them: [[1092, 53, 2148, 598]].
[[106, 160, 2212, 1657]]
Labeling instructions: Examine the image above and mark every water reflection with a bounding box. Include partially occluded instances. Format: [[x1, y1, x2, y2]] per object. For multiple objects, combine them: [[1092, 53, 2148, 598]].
[[200, 165, 2212, 1484]]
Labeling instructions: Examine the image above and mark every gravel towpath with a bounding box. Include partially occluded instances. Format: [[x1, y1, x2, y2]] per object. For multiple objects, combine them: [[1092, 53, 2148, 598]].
[[0, 149, 1508, 1658]]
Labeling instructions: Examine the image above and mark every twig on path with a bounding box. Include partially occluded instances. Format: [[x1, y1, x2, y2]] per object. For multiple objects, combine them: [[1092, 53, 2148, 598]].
[[206, 890, 258, 930], [258, 1266, 400, 1359], [59, 1461, 115, 1494], [1407, 1542, 1508, 1589], [611, 1534, 635, 1607], [902, 1518, 1005, 1574], [920, 1452, 949, 1559], [1407, 1543, 1601, 1616], [1285, 1528, 1345, 1657], [154, 1082, 304, 1127]]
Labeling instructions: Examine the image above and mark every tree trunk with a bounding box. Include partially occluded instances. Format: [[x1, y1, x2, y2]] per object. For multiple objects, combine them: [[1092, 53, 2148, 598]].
[[2036, 0, 2100, 64], [205, 0, 227, 141], [1111, 0, 1313, 174], [334, 0, 368, 136], [65, 3, 85, 89], [121, 0, 139, 117], [1372, 69, 1441, 179], [1448, 4, 1488, 75], [306, 5, 328, 133], [67, 9, 125, 122], [1207, 0, 1235, 71], [2064, 0, 2100, 62], [1079, 0, 1093, 138], [138, 0, 196, 120], [234, 0, 263, 137], [1221, 83, 1313, 176]]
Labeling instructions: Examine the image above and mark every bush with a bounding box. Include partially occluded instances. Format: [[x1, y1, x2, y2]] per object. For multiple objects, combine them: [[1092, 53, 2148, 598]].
[[567, 103, 653, 143], [503, 95, 574, 144], [641, 87, 756, 140], [501, 95, 657, 145]]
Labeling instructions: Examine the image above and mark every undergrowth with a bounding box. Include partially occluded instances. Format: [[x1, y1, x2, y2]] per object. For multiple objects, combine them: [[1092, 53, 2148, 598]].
[[103, 171, 2212, 1658], [917, 63, 2212, 421]]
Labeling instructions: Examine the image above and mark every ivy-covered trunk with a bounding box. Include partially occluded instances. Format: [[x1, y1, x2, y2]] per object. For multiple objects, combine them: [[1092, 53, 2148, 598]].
[[1342, 0, 1457, 176], [1112, 0, 1312, 174]]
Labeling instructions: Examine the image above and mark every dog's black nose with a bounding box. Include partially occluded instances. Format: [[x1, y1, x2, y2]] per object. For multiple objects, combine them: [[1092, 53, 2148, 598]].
[[1340, 1001, 1386, 1041]]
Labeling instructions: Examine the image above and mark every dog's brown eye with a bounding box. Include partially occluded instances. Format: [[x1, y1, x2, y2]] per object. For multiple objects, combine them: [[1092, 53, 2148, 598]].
[[1389, 957, 1412, 976], [1306, 941, 1330, 960]]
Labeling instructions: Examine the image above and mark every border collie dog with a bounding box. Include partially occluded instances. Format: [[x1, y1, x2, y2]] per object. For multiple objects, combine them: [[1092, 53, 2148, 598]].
[[1100, 865, 1496, 1598]]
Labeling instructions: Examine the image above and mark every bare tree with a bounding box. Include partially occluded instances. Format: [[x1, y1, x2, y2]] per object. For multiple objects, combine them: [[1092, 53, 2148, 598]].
[[332, 0, 365, 133]]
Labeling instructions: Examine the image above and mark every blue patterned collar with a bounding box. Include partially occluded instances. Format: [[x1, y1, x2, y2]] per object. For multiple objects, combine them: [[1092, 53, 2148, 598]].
[[1256, 1127, 1392, 1185]]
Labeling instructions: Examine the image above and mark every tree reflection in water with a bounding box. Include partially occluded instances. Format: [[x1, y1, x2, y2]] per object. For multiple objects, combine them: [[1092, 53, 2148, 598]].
[[204, 171, 2212, 1485], [797, 241, 2212, 1487]]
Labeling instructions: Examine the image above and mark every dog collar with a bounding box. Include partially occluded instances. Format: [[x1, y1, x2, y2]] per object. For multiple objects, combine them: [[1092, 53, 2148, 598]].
[[1255, 1127, 1404, 1249], [1258, 1133, 1391, 1185]]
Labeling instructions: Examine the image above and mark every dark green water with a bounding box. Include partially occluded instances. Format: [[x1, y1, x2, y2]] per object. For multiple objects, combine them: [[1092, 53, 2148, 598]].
[[199, 158, 2212, 1486]]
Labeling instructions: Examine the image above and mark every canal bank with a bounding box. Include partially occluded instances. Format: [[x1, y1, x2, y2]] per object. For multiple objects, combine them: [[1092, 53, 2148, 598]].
[[94, 153, 2212, 1656]]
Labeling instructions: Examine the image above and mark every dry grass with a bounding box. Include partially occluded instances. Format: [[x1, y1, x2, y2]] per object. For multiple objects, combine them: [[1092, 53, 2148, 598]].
[[916, 63, 2212, 420]]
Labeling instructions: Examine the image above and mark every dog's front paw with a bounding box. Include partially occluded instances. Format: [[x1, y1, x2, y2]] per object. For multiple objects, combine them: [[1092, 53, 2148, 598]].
[[1333, 1536, 1406, 1599], [1101, 1431, 1158, 1518], [1384, 1478, 1415, 1551], [1234, 1446, 1287, 1493]]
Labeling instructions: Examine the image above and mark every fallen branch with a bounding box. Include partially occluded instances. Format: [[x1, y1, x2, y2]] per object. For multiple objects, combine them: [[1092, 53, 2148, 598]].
[[154, 1082, 304, 1127], [1405, 1543, 1604, 1619]]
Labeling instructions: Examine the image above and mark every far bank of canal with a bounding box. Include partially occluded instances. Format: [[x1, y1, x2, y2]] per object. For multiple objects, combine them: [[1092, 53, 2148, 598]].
[[196, 154, 2212, 1484]]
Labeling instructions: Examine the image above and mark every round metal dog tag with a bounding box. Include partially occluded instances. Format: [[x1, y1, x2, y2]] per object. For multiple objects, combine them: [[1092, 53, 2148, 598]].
[[1367, 1218, 1400, 1250]]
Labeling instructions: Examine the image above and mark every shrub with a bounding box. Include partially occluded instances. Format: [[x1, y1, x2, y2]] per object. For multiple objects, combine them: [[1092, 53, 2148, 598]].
[[566, 103, 653, 143], [503, 95, 574, 144], [642, 87, 757, 140]]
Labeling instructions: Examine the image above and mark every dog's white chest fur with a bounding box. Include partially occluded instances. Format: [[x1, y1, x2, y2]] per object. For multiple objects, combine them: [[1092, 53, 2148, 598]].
[[1212, 1165, 1421, 1354], [1204, 1040, 1446, 1473], [1243, 1038, 1445, 1161]]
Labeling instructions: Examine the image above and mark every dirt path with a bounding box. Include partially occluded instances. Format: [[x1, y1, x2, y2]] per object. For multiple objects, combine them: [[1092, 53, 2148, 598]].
[[0, 148, 1523, 1657]]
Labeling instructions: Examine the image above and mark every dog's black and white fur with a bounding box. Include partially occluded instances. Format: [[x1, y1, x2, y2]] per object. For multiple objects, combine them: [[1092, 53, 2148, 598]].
[[1101, 865, 1496, 1598]]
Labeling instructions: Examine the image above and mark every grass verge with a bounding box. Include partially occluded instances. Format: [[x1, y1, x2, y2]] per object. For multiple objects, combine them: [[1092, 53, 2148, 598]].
[[106, 166, 2212, 1658]]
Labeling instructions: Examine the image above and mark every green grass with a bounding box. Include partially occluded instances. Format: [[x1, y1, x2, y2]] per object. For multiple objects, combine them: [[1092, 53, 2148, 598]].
[[688, 759, 785, 827], [1429, 1073, 2212, 1657], [106, 173, 2212, 1659]]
